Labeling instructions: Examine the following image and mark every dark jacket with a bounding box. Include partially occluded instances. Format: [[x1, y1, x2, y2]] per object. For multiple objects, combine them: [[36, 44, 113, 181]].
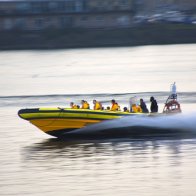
[[150, 99, 158, 113], [140, 102, 149, 113]]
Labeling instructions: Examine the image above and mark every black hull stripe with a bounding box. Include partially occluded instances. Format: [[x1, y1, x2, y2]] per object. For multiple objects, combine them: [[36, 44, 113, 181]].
[[24, 116, 119, 121], [46, 128, 76, 137]]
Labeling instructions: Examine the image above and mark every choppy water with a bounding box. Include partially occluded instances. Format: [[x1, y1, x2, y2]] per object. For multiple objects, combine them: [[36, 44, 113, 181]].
[[0, 44, 196, 195]]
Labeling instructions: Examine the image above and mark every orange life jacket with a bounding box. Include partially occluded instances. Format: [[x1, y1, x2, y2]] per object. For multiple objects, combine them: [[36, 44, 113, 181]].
[[94, 102, 102, 110], [111, 103, 119, 111], [71, 105, 78, 109], [82, 102, 90, 109]]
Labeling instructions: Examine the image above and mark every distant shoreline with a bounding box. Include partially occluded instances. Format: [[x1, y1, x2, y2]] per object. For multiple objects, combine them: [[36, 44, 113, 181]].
[[1, 23, 196, 50]]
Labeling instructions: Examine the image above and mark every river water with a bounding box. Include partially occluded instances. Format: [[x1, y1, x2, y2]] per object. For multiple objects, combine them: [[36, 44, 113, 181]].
[[0, 44, 196, 196]]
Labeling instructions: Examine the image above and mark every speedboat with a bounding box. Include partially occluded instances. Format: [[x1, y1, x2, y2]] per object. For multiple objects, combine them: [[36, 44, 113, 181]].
[[18, 83, 181, 138], [18, 98, 180, 138], [18, 108, 143, 137]]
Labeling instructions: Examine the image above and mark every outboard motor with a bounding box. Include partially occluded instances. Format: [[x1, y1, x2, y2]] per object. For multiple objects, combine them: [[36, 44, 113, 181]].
[[163, 82, 182, 114]]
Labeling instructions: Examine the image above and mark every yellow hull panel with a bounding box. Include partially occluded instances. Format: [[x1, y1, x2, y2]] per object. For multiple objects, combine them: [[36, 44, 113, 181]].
[[30, 118, 101, 133]]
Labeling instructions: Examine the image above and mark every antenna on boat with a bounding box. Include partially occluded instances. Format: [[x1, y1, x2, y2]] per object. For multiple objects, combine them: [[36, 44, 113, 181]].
[[163, 82, 181, 114], [170, 82, 177, 100]]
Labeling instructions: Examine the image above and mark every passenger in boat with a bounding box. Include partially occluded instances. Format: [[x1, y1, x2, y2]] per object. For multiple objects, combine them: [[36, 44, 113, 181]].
[[123, 107, 129, 112], [111, 99, 119, 111], [131, 104, 142, 113], [139, 99, 149, 113], [93, 100, 102, 110], [106, 106, 110, 110], [81, 100, 90, 109], [150, 96, 158, 113], [70, 102, 78, 109]]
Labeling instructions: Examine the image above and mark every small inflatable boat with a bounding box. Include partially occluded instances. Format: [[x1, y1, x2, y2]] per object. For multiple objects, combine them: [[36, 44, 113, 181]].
[[18, 108, 142, 137], [18, 83, 181, 138]]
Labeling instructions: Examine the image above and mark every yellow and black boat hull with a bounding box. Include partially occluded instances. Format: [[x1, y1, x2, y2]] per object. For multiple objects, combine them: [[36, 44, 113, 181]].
[[18, 108, 139, 137]]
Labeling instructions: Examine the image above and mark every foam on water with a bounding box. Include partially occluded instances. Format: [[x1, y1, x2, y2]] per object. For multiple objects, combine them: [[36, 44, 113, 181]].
[[65, 112, 196, 139]]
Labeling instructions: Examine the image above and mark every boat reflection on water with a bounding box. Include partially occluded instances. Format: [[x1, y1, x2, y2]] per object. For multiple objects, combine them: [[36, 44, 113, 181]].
[[22, 132, 196, 162]]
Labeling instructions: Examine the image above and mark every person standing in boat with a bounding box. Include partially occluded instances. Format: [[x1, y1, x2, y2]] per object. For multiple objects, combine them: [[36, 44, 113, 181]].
[[150, 96, 158, 113], [140, 99, 149, 113], [70, 102, 78, 109], [93, 100, 102, 110], [81, 100, 90, 109], [111, 99, 119, 111]]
